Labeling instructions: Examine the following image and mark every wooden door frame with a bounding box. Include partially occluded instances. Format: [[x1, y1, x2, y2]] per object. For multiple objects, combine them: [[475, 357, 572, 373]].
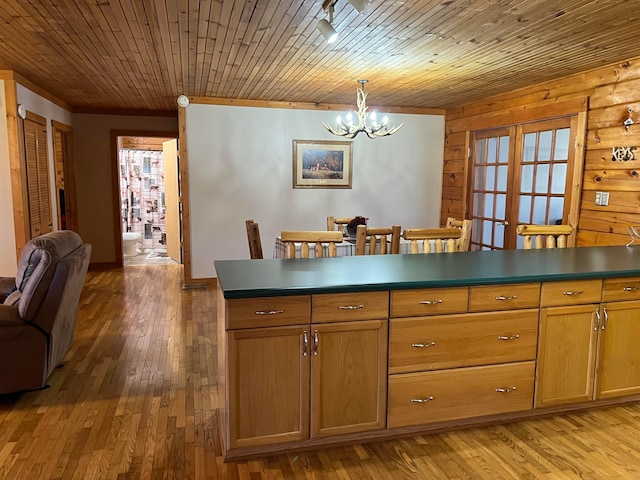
[[51, 120, 79, 233], [110, 130, 179, 269], [467, 126, 516, 250]]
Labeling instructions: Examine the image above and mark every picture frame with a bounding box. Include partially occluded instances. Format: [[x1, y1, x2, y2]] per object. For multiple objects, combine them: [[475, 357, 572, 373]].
[[292, 140, 353, 189]]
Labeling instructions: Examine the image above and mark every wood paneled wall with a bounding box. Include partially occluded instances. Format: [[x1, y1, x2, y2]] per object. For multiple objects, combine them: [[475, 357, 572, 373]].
[[442, 57, 640, 246]]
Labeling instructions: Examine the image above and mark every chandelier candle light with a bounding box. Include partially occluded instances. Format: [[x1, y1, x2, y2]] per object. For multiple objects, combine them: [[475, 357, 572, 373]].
[[323, 80, 403, 139]]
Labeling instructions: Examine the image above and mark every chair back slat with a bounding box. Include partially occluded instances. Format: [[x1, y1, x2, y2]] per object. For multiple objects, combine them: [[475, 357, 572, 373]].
[[280, 231, 343, 258], [245, 219, 263, 259], [355, 225, 401, 255], [446, 217, 472, 251], [516, 224, 573, 249], [326, 216, 353, 231], [403, 227, 462, 254]]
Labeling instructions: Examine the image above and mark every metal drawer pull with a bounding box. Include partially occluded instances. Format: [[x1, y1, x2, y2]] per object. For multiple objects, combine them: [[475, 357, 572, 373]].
[[303, 330, 309, 357], [594, 309, 601, 331], [255, 309, 284, 315], [411, 342, 436, 348], [497, 334, 520, 341], [338, 304, 364, 310], [602, 307, 608, 330], [495, 387, 517, 393], [410, 396, 434, 404], [313, 330, 319, 355], [623, 286, 640, 291], [495, 295, 517, 301], [563, 290, 583, 296], [419, 299, 443, 305]]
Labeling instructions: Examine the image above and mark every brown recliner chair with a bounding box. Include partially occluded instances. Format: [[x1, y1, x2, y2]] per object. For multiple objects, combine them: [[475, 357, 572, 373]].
[[0, 230, 91, 394]]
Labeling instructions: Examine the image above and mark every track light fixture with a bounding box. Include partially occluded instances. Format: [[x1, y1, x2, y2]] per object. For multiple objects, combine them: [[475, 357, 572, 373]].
[[318, 0, 368, 43], [317, 18, 338, 43], [347, 0, 368, 13], [318, 1, 338, 43]]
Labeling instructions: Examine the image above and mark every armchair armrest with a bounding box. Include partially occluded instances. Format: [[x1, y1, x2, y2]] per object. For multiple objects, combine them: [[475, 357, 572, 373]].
[[0, 277, 15, 295], [0, 304, 26, 341]]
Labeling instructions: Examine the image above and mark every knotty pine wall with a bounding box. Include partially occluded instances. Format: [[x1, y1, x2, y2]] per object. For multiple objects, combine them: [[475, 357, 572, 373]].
[[442, 56, 640, 246]]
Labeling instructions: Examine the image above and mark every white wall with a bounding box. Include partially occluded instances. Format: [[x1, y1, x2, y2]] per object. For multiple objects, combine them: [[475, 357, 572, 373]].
[[0, 80, 16, 275], [185, 104, 445, 279]]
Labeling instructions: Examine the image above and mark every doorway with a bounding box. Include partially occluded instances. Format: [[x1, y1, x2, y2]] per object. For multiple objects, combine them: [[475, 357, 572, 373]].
[[468, 116, 580, 250], [114, 133, 181, 267]]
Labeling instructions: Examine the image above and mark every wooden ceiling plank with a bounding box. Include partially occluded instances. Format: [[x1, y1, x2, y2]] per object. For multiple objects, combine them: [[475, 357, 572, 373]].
[[225, 0, 282, 99], [203, 0, 236, 95], [145, 0, 179, 107]]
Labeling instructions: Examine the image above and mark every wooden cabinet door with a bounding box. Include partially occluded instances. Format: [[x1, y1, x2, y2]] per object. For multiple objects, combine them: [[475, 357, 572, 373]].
[[311, 320, 387, 438], [24, 113, 52, 238], [227, 326, 309, 449], [596, 301, 640, 399], [536, 304, 599, 408]]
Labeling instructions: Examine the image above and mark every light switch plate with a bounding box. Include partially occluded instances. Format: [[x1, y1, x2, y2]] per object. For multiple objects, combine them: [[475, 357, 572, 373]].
[[595, 191, 610, 206]]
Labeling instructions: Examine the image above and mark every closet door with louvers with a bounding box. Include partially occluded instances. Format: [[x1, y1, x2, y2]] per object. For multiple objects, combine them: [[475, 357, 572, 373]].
[[24, 112, 52, 238]]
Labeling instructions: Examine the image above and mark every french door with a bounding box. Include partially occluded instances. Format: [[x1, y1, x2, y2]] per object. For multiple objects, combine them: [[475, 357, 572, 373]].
[[468, 116, 578, 250]]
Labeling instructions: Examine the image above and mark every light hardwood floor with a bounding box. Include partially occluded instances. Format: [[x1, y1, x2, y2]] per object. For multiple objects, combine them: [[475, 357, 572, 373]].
[[2, 264, 640, 479]]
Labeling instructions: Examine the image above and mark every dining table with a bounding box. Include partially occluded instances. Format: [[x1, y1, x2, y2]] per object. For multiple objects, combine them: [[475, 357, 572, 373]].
[[273, 236, 410, 258]]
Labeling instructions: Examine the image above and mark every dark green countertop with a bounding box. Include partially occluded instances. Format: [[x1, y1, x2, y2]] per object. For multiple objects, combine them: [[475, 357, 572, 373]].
[[214, 245, 640, 299]]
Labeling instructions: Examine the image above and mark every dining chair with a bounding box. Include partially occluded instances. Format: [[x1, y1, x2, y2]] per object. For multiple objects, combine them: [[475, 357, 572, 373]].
[[516, 224, 573, 249], [355, 225, 401, 255], [280, 230, 343, 258], [402, 227, 463, 253], [326, 216, 353, 232], [446, 217, 473, 251], [245, 219, 264, 259]]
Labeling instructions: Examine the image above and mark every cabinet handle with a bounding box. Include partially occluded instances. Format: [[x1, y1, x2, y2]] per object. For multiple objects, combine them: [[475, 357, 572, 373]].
[[410, 396, 434, 404], [594, 309, 601, 331], [255, 309, 284, 315], [495, 295, 517, 301], [303, 330, 309, 357], [562, 290, 583, 296], [313, 330, 319, 356], [418, 299, 443, 305], [602, 307, 608, 330], [623, 286, 640, 291], [338, 304, 364, 310], [495, 387, 517, 393], [497, 334, 520, 341], [411, 342, 436, 348]]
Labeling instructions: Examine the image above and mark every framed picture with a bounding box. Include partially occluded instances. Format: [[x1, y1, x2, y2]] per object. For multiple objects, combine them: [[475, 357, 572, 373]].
[[293, 140, 353, 189]]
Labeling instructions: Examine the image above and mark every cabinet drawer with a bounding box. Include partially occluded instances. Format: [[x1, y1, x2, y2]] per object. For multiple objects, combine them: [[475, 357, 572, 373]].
[[469, 283, 540, 312], [390, 287, 469, 317], [540, 279, 602, 307], [602, 277, 640, 302], [226, 295, 311, 329], [388, 361, 535, 428], [389, 310, 538, 374], [312, 291, 389, 323]]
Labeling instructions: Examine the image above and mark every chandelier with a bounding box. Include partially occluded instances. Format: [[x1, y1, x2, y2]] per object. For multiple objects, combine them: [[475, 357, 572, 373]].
[[322, 80, 403, 139]]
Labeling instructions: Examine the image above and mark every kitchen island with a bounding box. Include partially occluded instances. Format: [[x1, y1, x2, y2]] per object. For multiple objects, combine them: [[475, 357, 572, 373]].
[[215, 246, 640, 461]]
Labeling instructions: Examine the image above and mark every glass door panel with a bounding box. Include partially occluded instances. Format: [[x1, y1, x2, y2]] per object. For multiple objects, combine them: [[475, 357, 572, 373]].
[[514, 117, 575, 248], [468, 128, 513, 251]]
